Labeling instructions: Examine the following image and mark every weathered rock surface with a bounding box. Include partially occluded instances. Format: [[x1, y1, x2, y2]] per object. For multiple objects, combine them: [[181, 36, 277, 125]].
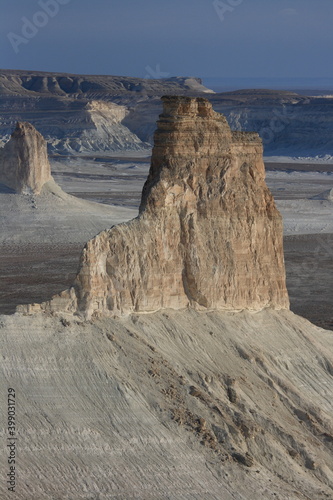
[[23, 96, 289, 317], [0, 121, 51, 194]]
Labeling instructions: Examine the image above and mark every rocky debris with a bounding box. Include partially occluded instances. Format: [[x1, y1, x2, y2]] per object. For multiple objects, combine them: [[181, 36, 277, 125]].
[[20, 96, 289, 318], [232, 452, 254, 467], [227, 385, 238, 404], [0, 122, 51, 194]]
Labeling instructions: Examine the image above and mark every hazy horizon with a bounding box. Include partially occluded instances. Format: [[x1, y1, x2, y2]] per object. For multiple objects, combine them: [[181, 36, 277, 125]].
[[1, 0, 332, 81]]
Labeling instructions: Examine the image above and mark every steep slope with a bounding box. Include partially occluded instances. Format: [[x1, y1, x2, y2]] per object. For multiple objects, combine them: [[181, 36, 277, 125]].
[[1, 309, 333, 499], [25, 96, 288, 318], [47, 100, 148, 154], [0, 98, 149, 154]]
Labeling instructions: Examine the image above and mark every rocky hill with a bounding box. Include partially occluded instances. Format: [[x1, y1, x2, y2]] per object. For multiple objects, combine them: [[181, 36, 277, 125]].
[[0, 70, 213, 98], [0, 71, 213, 154], [124, 90, 333, 157], [0, 94, 150, 154], [21, 96, 289, 318], [2, 70, 333, 157]]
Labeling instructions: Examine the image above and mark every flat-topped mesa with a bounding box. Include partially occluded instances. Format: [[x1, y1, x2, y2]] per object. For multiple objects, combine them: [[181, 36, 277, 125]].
[[0, 122, 51, 194], [140, 96, 265, 216], [21, 96, 289, 318]]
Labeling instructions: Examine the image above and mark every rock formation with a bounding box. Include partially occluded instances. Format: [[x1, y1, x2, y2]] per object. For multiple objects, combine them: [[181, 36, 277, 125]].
[[0, 121, 51, 194], [22, 96, 289, 317]]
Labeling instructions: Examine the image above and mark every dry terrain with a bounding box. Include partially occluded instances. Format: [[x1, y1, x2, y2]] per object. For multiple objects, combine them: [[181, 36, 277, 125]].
[[0, 147, 332, 499], [0, 156, 331, 328], [1, 308, 333, 499], [0, 73, 332, 500]]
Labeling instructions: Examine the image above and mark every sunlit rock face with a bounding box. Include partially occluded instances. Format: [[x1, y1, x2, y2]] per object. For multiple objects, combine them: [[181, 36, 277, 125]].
[[22, 96, 289, 317], [0, 122, 51, 194]]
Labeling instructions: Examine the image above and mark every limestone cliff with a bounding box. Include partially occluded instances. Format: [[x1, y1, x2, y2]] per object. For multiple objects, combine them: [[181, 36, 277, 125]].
[[0, 122, 51, 194], [22, 96, 289, 317]]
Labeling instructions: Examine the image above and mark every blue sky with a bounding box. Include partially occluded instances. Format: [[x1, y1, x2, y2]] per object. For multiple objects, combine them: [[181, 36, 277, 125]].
[[1, 0, 333, 79]]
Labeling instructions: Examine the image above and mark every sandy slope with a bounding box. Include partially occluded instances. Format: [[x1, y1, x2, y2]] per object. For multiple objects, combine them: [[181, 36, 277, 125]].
[[0, 177, 138, 314], [0, 179, 136, 245], [1, 308, 333, 499]]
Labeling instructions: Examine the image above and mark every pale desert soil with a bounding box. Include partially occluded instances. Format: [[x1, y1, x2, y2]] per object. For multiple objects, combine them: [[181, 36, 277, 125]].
[[1, 308, 333, 499]]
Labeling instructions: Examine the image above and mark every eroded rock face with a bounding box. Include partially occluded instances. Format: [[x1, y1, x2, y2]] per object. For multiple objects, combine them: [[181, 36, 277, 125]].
[[0, 122, 51, 194], [22, 96, 289, 317]]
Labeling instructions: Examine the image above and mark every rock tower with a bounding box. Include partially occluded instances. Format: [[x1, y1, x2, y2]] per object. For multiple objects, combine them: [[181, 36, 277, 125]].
[[22, 96, 289, 317], [0, 122, 51, 194]]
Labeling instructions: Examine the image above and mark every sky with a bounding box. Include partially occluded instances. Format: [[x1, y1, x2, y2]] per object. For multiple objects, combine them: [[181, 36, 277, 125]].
[[1, 0, 333, 80]]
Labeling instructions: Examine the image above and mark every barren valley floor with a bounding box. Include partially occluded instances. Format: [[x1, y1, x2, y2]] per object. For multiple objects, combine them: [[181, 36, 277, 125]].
[[1, 235, 332, 329], [0, 156, 332, 329]]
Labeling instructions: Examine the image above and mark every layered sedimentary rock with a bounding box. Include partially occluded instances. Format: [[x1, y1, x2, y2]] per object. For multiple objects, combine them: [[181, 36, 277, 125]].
[[0, 122, 51, 194], [23, 96, 289, 317]]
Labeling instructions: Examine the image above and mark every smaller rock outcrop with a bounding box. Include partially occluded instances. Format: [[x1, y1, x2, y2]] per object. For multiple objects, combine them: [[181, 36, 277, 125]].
[[0, 122, 51, 194]]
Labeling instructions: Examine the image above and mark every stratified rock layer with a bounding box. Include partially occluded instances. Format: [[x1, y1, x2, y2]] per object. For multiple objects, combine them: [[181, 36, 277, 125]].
[[24, 96, 289, 317], [0, 122, 51, 194]]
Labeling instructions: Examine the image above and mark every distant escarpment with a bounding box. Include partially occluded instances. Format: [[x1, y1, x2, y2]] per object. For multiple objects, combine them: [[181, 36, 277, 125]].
[[0, 70, 213, 98], [0, 71, 213, 154], [210, 90, 333, 157], [0, 122, 51, 194], [0, 98, 150, 154], [2, 70, 333, 156], [21, 96, 289, 317]]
